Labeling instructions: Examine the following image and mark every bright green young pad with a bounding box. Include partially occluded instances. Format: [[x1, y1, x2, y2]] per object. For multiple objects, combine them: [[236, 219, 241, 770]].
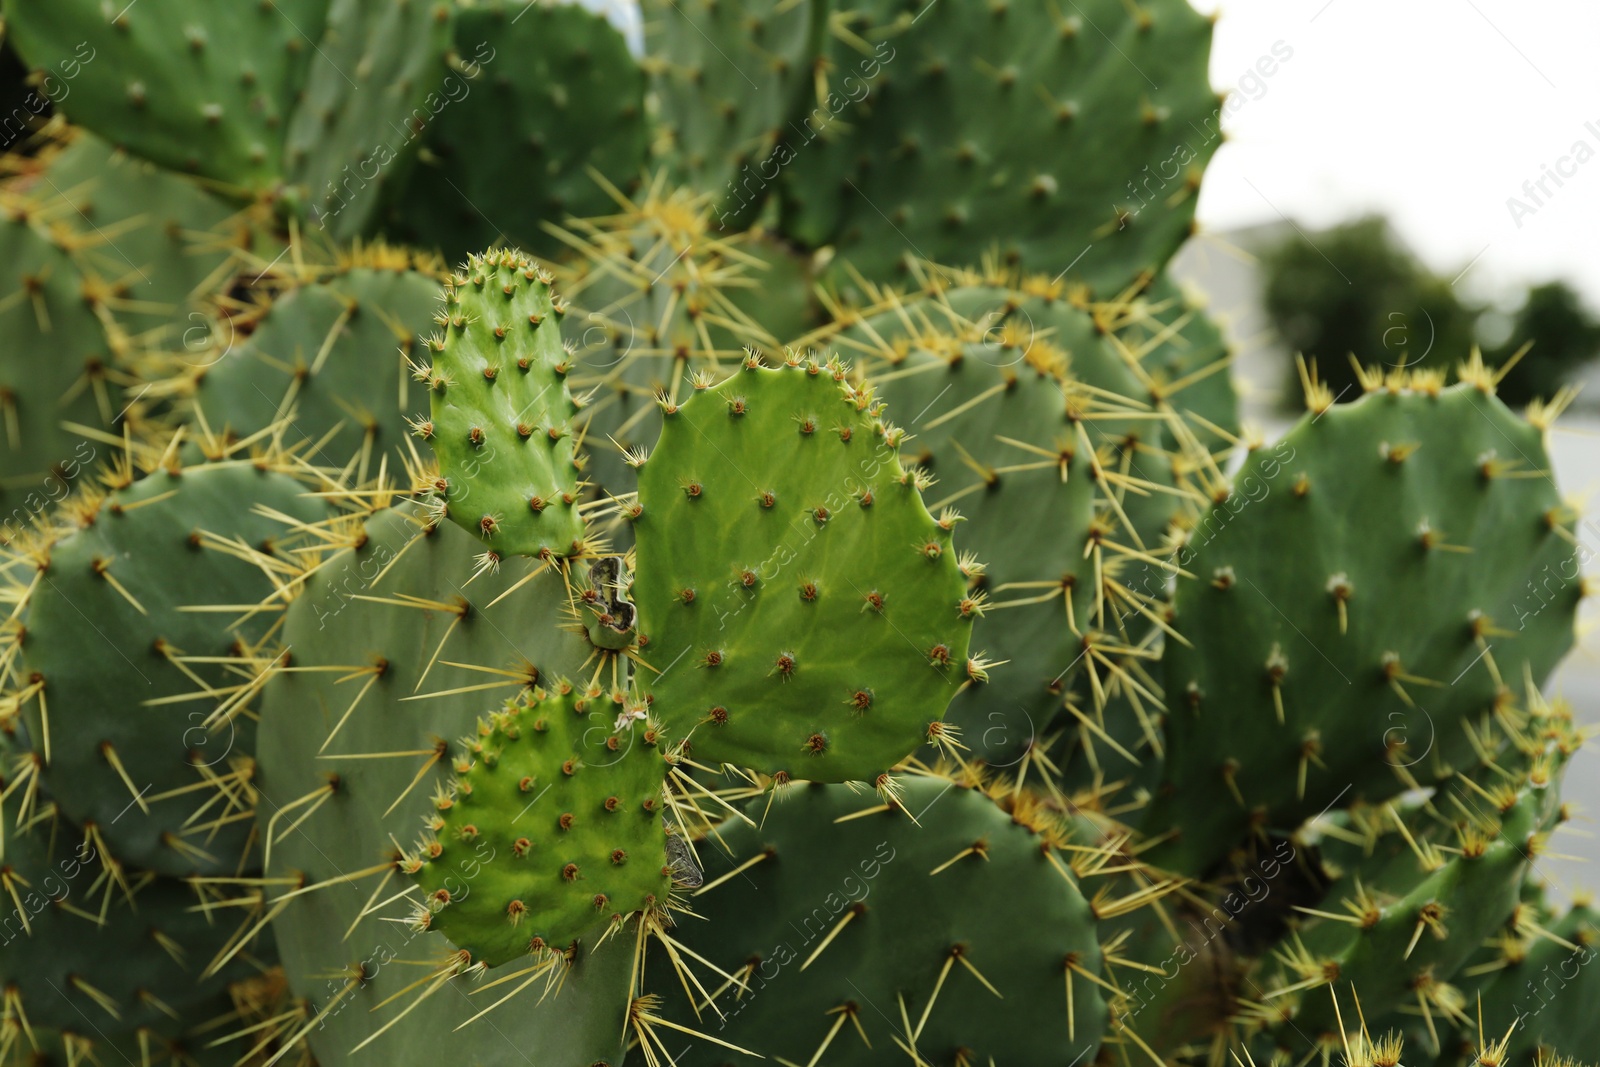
[[632, 357, 973, 782], [257, 505, 631, 1064], [639, 777, 1107, 1065], [0, 0, 327, 189], [642, 0, 825, 227], [407, 684, 671, 967], [390, 1, 648, 262], [423, 250, 585, 559], [188, 266, 441, 466], [778, 0, 1220, 296], [17, 462, 329, 876], [286, 0, 453, 238], [1145, 382, 1581, 876]]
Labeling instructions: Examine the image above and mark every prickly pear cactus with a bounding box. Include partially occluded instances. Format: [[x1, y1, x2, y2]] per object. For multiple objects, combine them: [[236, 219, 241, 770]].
[[419, 250, 586, 559], [778, 0, 1222, 295], [636, 775, 1109, 1065], [1253, 731, 1573, 1052], [0, 204, 118, 505], [390, 0, 649, 261], [405, 684, 672, 967], [1, 4, 1594, 1065], [631, 356, 974, 783], [8, 458, 330, 876], [284, 0, 453, 236], [1145, 377, 1581, 876], [256, 504, 636, 1065], [0, 0, 327, 188], [182, 260, 442, 467], [642, 0, 825, 226], [26, 130, 253, 348]]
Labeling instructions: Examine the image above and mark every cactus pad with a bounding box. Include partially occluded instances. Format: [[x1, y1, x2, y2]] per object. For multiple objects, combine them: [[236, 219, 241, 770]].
[[641, 776, 1107, 1064], [286, 0, 452, 237], [0, 0, 326, 189], [1146, 380, 1581, 875], [257, 505, 634, 1062], [0, 205, 117, 499], [29, 131, 250, 349], [631, 357, 973, 782], [642, 0, 823, 225], [187, 265, 441, 467], [390, 1, 648, 262], [13, 461, 329, 875], [778, 0, 1220, 295], [406, 684, 670, 967], [0, 807, 262, 1036], [422, 250, 585, 559]]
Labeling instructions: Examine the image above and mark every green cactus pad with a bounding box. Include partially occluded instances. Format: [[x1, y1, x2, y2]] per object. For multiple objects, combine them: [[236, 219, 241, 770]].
[[0, 0, 326, 189], [778, 0, 1220, 295], [566, 212, 814, 501], [1254, 742, 1571, 1052], [406, 684, 671, 967], [831, 286, 1158, 770], [1145, 381, 1581, 876], [0, 809, 264, 1035], [186, 265, 441, 467], [1121, 274, 1240, 450], [642, 0, 825, 225], [257, 505, 633, 1063], [637, 776, 1107, 1065], [1435, 900, 1599, 1065], [14, 461, 329, 876], [389, 1, 648, 262], [422, 249, 585, 558], [28, 131, 251, 349], [286, 0, 453, 237], [0, 206, 117, 501], [631, 356, 973, 782]]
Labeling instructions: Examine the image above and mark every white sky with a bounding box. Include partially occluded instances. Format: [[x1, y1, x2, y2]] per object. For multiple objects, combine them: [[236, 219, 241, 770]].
[[1191, 0, 1600, 309]]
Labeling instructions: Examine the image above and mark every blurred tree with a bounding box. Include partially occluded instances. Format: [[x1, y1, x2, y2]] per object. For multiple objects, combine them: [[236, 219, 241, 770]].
[[1261, 216, 1600, 409], [1260, 216, 1479, 404], [1488, 281, 1600, 406]]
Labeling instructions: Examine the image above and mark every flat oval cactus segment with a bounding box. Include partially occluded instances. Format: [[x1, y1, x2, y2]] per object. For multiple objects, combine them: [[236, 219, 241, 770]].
[[257, 506, 633, 1062], [778, 0, 1220, 297], [1, 0, 326, 188], [389, 1, 649, 262], [642, 0, 823, 226], [407, 684, 672, 968], [631, 358, 974, 783], [15, 462, 330, 877], [285, 0, 454, 237], [185, 265, 443, 466], [1146, 381, 1582, 876], [424, 249, 585, 559], [642, 777, 1108, 1065]]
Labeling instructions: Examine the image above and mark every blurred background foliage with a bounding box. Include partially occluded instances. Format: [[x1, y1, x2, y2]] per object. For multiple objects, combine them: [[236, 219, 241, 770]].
[[1260, 214, 1600, 408]]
